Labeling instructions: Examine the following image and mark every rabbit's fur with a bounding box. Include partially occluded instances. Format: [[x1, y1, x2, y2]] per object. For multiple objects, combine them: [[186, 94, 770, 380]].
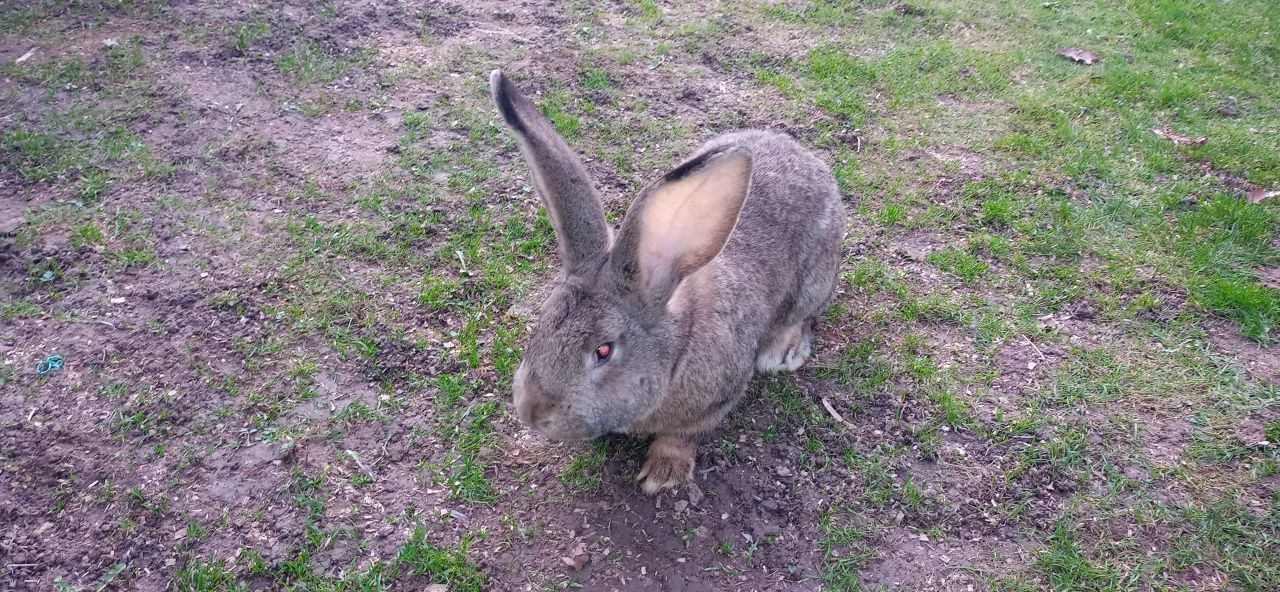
[[491, 70, 846, 494]]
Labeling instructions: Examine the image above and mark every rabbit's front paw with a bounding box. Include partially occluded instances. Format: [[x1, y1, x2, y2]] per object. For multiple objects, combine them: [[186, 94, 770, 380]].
[[637, 436, 696, 495]]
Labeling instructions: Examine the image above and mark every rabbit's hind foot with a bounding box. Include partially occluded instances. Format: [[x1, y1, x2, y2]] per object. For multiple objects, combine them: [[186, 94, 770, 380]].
[[755, 320, 813, 374]]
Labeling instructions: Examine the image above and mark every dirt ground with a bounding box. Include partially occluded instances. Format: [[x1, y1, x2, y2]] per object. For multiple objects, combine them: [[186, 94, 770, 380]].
[[2, 1, 1278, 591]]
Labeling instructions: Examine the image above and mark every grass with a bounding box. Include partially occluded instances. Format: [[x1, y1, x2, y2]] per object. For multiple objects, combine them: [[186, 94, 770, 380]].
[[175, 525, 485, 592], [4, 0, 1279, 590], [276, 40, 374, 84], [1034, 521, 1126, 592], [558, 440, 609, 492]]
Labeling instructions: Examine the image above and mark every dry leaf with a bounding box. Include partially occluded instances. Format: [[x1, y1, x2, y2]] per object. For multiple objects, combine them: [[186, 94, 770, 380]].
[[1056, 47, 1099, 65], [1246, 188, 1279, 203], [561, 542, 588, 571], [1152, 128, 1207, 146]]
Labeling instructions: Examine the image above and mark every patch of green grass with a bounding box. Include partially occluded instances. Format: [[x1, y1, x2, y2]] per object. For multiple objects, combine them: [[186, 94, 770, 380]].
[[927, 247, 989, 283], [55, 563, 127, 592], [899, 292, 965, 325], [627, 0, 661, 22], [0, 5, 41, 34], [1265, 420, 1280, 444], [1175, 194, 1279, 342], [1199, 279, 1278, 343], [175, 558, 246, 592], [804, 44, 876, 124], [1, 128, 84, 181], [394, 526, 486, 592], [77, 168, 110, 200], [1048, 348, 1136, 406], [761, 0, 862, 26], [227, 19, 269, 53], [818, 511, 874, 590], [3, 114, 173, 200], [333, 400, 385, 424], [927, 386, 971, 429], [1034, 521, 1125, 592], [3, 54, 88, 89], [558, 440, 608, 492], [579, 68, 611, 90], [418, 274, 460, 310], [537, 88, 582, 139], [276, 40, 373, 84], [1010, 426, 1089, 486], [815, 338, 891, 398], [845, 258, 890, 294], [1165, 498, 1280, 590], [878, 202, 904, 226], [966, 179, 1021, 228], [186, 522, 485, 591], [760, 374, 821, 428], [290, 468, 326, 521], [105, 38, 146, 80], [1, 298, 42, 320], [427, 400, 500, 503]]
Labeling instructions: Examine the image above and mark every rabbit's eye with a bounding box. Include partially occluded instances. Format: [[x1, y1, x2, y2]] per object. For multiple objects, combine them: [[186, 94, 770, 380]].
[[594, 342, 614, 364]]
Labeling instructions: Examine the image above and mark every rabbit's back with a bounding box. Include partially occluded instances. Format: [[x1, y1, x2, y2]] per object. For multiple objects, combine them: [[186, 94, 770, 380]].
[[692, 130, 846, 342]]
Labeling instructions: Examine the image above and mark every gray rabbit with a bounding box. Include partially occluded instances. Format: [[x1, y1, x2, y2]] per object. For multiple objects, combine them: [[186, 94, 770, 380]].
[[490, 70, 846, 494]]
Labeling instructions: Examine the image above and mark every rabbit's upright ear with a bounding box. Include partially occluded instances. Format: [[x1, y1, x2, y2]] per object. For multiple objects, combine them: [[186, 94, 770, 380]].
[[490, 70, 609, 273], [613, 148, 752, 307]]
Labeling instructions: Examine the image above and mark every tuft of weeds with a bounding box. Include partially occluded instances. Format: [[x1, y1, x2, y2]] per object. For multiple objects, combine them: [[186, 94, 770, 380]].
[[227, 19, 270, 54], [175, 558, 244, 592]]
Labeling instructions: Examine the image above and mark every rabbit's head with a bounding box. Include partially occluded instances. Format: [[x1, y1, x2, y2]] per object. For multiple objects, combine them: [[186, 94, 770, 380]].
[[490, 70, 753, 441]]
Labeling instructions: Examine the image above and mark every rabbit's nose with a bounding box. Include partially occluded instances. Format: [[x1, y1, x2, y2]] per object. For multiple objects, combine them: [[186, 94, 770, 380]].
[[518, 394, 562, 436], [513, 365, 555, 429], [526, 398, 555, 430]]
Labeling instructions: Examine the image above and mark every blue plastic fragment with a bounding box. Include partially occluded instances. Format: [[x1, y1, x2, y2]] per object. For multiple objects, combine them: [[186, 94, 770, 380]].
[[36, 354, 64, 375]]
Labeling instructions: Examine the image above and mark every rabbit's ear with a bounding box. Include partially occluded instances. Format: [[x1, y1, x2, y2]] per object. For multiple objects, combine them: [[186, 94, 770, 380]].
[[613, 148, 752, 306], [491, 70, 610, 272]]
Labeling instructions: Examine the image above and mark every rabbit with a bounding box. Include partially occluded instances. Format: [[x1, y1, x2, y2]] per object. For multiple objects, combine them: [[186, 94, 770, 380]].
[[490, 69, 846, 494]]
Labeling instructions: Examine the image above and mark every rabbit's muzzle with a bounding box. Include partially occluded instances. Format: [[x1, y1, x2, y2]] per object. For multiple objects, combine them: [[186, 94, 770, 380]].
[[512, 362, 598, 441]]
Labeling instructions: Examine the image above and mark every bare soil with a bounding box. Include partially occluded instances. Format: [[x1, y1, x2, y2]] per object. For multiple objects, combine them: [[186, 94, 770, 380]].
[[3, 1, 1276, 592]]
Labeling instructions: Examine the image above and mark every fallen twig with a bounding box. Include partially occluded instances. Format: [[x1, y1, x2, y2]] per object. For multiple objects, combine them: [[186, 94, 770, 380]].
[[821, 397, 858, 431], [1022, 334, 1048, 362]]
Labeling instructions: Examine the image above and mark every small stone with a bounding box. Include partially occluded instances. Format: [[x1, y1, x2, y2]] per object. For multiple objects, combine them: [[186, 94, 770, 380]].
[[673, 500, 689, 513], [686, 482, 704, 506]]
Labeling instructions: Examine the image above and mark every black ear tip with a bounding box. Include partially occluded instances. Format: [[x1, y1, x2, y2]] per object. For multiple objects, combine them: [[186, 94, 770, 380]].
[[490, 69, 527, 133], [489, 69, 506, 99]]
